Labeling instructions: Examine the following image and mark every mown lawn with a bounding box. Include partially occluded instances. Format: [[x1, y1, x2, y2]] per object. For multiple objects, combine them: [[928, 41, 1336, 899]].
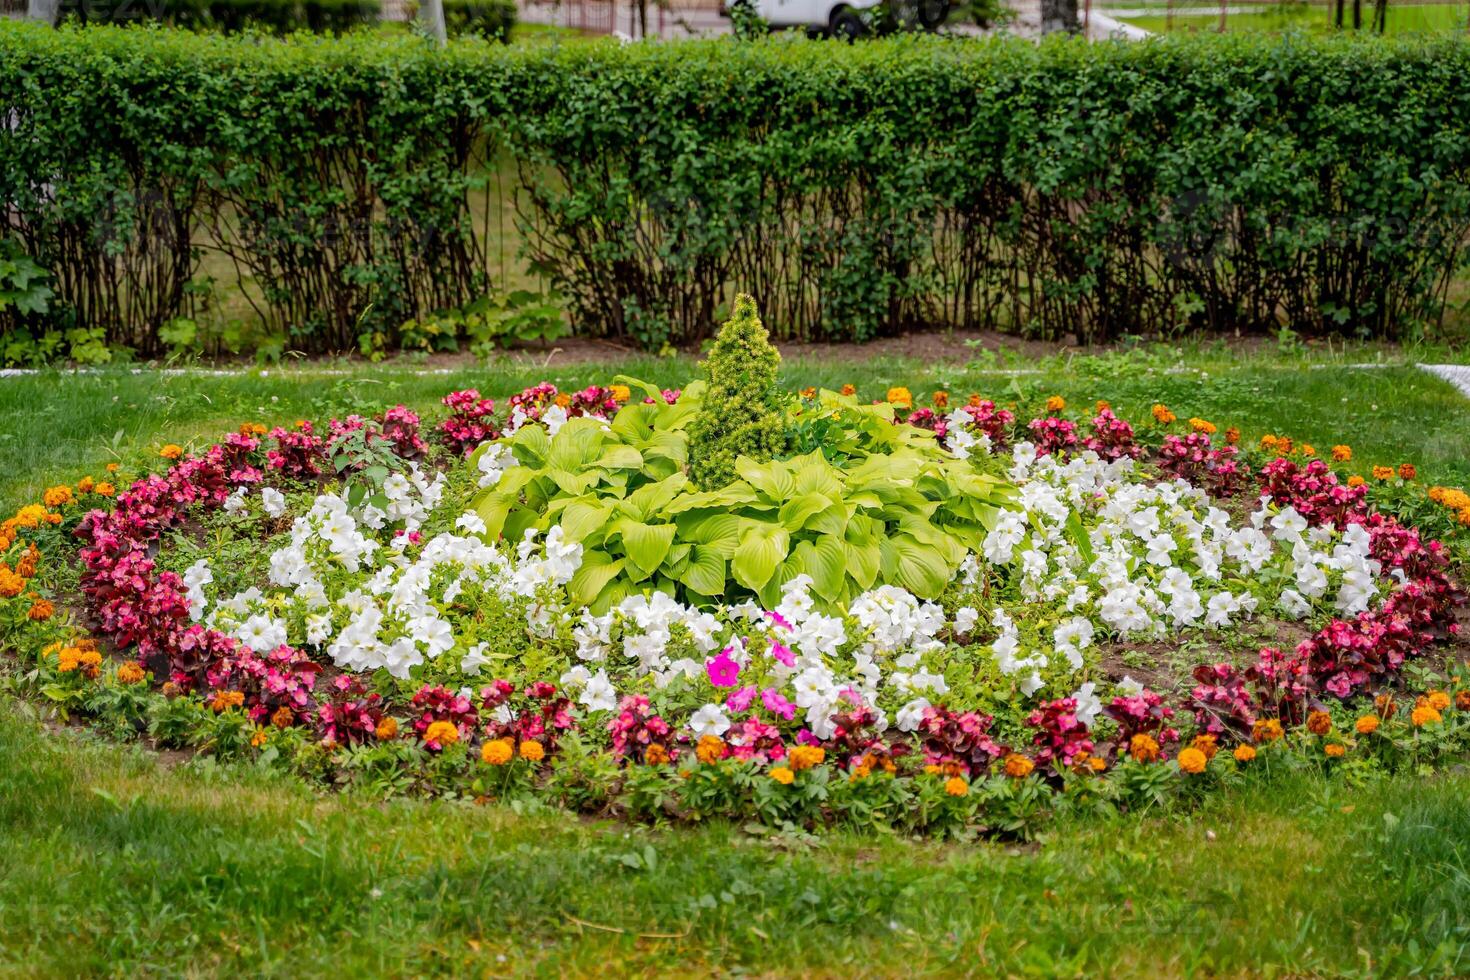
[[3, 343, 1470, 975]]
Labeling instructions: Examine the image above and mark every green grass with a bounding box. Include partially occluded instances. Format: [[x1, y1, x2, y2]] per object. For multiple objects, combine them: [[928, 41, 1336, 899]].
[[1119, 0, 1470, 35], [5, 344, 1470, 974]]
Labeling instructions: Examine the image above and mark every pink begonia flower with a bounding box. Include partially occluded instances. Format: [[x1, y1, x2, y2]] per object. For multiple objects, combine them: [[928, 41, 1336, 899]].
[[761, 688, 796, 721]]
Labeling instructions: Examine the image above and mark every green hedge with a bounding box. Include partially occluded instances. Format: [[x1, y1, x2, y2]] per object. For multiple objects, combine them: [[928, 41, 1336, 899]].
[[2, 24, 1468, 355]]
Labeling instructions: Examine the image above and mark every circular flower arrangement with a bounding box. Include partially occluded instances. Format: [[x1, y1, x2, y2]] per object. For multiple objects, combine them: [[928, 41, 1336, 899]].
[[4, 362, 1470, 836]]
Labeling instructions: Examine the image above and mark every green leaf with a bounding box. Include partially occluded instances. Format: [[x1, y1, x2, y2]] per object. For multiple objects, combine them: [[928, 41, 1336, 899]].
[[882, 533, 950, 598], [570, 553, 626, 606], [678, 544, 726, 597], [732, 524, 789, 592], [615, 519, 677, 578], [777, 492, 834, 533]]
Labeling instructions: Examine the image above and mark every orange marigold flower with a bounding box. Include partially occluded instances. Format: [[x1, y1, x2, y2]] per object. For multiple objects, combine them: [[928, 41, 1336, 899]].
[[1252, 718, 1284, 743], [1411, 705, 1442, 727], [1045, 395, 1066, 413], [1348, 475, 1366, 488], [159, 444, 184, 460], [1459, 507, 1470, 527], [770, 766, 795, 785], [1324, 743, 1346, 758], [210, 690, 245, 712], [695, 734, 725, 765], [932, 391, 949, 409], [1233, 744, 1256, 763], [1152, 404, 1176, 425], [1260, 434, 1279, 450], [943, 776, 968, 796], [1225, 426, 1240, 445], [644, 743, 670, 765], [1331, 445, 1352, 462], [161, 681, 183, 699], [840, 384, 857, 396], [106, 462, 120, 473], [789, 745, 825, 771], [1374, 693, 1397, 719], [1425, 690, 1451, 712], [116, 661, 146, 685], [95, 482, 115, 497], [1095, 399, 1111, 412], [57, 647, 81, 673], [480, 738, 513, 765], [609, 384, 632, 404], [42, 485, 73, 508], [271, 706, 295, 729], [1129, 734, 1161, 762], [1300, 444, 1316, 457], [17, 546, 39, 578], [27, 598, 54, 621], [1177, 747, 1208, 774], [77, 476, 95, 493], [251, 727, 269, 748], [423, 720, 459, 747], [887, 387, 913, 409], [1004, 753, 1035, 778], [518, 740, 545, 762], [1190, 733, 1219, 760], [0, 568, 24, 598], [1399, 463, 1417, 481], [1372, 465, 1395, 481], [1306, 710, 1332, 736], [554, 393, 572, 408], [375, 717, 399, 740], [1276, 437, 1294, 456], [1088, 756, 1108, 773], [923, 763, 943, 776], [1188, 418, 1217, 435], [1355, 715, 1379, 735], [1456, 690, 1470, 712], [799, 386, 816, 399], [849, 763, 872, 782]]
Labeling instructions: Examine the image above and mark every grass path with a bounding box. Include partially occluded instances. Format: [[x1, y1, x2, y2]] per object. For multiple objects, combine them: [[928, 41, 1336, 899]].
[[4, 346, 1470, 974]]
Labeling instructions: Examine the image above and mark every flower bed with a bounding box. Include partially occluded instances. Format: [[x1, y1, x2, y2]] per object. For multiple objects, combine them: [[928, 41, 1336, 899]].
[[4, 321, 1470, 837]]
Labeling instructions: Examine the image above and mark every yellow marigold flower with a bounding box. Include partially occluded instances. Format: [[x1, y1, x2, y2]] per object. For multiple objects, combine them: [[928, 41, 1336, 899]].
[[886, 387, 913, 409], [644, 743, 670, 765], [1331, 445, 1352, 462], [1348, 475, 1367, 488], [116, 661, 146, 685], [375, 717, 399, 740], [932, 391, 949, 409], [518, 740, 545, 762], [944, 776, 968, 796], [1045, 395, 1066, 413], [423, 720, 459, 747], [1355, 715, 1379, 735], [1324, 743, 1346, 758], [1177, 747, 1208, 774], [57, 647, 81, 673], [159, 444, 184, 460], [840, 384, 856, 396], [1307, 710, 1332, 736], [1426, 690, 1451, 712], [770, 766, 795, 785], [480, 738, 513, 765], [1152, 404, 1176, 425], [1252, 718, 1284, 743], [1233, 744, 1256, 763], [42, 485, 73, 508], [1129, 734, 1161, 762], [1260, 434, 1279, 450], [609, 384, 631, 403], [251, 728, 269, 748], [923, 763, 942, 776], [1372, 465, 1394, 481], [1188, 418, 1217, 435], [1411, 705, 1442, 727], [789, 745, 825, 771], [695, 734, 725, 765], [1004, 753, 1035, 778], [96, 482, 115, 497]]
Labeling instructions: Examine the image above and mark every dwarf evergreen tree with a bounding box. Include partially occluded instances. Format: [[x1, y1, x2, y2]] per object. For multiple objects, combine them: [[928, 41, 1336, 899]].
[[687, 294, 787, 490]]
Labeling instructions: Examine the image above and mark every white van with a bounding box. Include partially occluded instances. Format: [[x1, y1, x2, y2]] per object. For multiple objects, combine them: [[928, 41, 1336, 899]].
[[726, 0, 950, 38]]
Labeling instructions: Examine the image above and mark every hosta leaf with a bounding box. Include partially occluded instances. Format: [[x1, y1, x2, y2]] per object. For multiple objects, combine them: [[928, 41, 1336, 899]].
[[777, 492, 833, 532], [732, 524, 789, 592], [626, 473, 689, 521], [736, 457, 796, 502], [613, 519, 677, 578], [675, 512, 747, 558], [802, 534, 847, 601], [570, 553, 625, 606], [678, 544, 726, 597], [556, 498, 613, 544], [882, 533, 950, 598], [843, 533, 881, 590]]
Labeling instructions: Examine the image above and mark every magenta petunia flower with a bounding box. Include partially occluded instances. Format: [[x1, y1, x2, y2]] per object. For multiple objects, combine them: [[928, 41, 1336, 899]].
[[706, 648, 741, 687]]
